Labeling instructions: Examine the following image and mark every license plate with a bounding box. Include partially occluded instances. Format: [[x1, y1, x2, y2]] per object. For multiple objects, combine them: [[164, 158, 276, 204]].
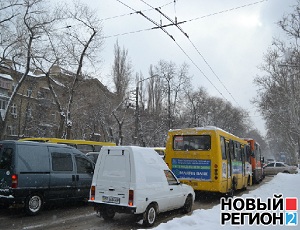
[[102, 195, 120, 204]]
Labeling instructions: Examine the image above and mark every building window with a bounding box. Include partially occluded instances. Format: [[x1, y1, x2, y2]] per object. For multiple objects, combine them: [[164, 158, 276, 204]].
[[11, 103, 17, 118], [26, 107, 32, 117], [7, 125, 17, 136], [27, 88, 32, 97], [37, 91, 44, 98], [0, 99, 7, 110]]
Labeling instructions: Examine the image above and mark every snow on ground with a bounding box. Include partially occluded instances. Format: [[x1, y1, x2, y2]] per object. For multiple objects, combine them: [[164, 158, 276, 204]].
[[148, 172, 300, 230]]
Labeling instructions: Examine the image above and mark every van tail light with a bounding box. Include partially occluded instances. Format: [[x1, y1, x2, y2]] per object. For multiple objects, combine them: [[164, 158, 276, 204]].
[[90, 185, 95, 201], [11, 174, 18, 188], [128, 190, 134, 206]]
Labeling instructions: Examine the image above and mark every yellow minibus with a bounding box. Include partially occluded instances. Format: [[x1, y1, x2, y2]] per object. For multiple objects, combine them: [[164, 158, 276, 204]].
[[164, 126, 252, 196], [19, 137, 116, 154]]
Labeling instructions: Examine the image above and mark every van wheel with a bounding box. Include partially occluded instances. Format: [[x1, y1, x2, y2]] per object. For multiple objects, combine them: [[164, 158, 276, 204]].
[[143, 204, 157, 227], [101, 206, 115, 220], [25, 194, 43, 215], [182, 195, 193, 214]]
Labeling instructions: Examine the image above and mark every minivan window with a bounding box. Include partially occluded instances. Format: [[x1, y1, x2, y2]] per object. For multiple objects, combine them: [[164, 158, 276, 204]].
[[0, 147, 13, 170], [51, 152, 73, 171], [75, 156, 93, 173]]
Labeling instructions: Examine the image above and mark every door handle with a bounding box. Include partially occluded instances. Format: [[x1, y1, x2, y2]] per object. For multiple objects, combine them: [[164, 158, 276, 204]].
[[170, 188, 173, 191], [72, 175, 75, 181], [76, 175, 79, 181]]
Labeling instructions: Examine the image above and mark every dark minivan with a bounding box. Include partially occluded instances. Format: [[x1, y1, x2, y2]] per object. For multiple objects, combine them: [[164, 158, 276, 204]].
[[0, 140, 94, 215]]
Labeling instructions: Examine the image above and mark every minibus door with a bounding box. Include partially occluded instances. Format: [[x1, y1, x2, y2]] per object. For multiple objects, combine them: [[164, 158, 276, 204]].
[[227, 140, 233, 192]]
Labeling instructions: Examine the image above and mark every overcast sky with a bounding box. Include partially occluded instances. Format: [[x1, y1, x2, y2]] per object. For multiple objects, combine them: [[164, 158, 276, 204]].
[[79, 0, 297, 136]]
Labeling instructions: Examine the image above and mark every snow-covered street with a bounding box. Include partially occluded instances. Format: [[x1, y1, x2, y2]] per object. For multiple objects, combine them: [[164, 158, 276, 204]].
[[150, 172, 300, 230], [1, 174, 298, 230]]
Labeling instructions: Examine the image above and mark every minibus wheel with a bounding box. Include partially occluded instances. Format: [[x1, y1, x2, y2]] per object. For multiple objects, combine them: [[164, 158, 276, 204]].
[[25, 194, 43, 215], [143, 203, 157, 227]]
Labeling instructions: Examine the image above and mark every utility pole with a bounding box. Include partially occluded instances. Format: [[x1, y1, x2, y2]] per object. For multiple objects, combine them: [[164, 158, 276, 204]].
[[134, 83, 139, 145]]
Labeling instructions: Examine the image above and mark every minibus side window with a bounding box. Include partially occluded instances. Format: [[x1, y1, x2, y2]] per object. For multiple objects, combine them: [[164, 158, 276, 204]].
[[236, 143, 242, 161], [220, 136, 226, 160], [229, 140, 235, 160]]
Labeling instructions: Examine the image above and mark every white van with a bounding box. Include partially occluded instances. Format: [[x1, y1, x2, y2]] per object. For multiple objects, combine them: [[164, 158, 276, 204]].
[[89, 146, 195, 227]]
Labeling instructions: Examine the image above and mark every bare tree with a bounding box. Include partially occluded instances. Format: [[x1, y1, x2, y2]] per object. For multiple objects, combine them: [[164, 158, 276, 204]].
[[28, 1, 103, 139], [183, 87, 209, 127], [147, 65, 163, 114], [0, 0, 58, 139], [112, 40, 132, 103], [0, 0, 22, 64], [182, 87, 250, 136], [153, 60, 191, 130], [253, 1, 300, 163], [60, 1, 103, 139]]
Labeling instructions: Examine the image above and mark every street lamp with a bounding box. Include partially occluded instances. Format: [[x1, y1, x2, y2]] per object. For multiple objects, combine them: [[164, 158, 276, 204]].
[[134, 74, 159, 146]]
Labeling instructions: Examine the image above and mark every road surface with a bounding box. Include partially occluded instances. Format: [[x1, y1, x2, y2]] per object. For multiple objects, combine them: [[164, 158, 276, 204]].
[[0, 176, 273, 230]]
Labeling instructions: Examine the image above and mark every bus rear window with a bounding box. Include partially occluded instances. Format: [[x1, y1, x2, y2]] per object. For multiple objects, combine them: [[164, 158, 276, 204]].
[[173, 135, 211, 151]]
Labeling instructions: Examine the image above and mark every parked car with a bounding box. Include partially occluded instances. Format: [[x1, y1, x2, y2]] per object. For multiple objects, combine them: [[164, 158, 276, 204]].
[[154, 147, 166, 160], [147, 147, 166, 160], [89, 146, 195, 227], [86, 152, 100, 163], [263, 162, 298, 175], [0, 140, 94, 215], [266, 158, 275, 164]]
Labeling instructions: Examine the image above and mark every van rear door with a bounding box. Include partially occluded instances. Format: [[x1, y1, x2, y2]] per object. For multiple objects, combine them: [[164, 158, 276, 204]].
[[96, 149, 131, 206], [0, 143, 14, 191]]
